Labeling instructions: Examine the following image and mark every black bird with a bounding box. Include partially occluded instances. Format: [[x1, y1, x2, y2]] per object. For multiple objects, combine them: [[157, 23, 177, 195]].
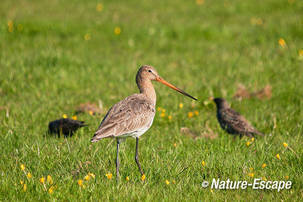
[[48, 118, 87, 137], [213, 98, 264, 138]]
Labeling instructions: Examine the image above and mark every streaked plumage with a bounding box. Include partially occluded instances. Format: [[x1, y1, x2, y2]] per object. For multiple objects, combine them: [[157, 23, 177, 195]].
[[48, 118, 87, 137], [91, 65, 196, 180], [213, 98, 264, 138]]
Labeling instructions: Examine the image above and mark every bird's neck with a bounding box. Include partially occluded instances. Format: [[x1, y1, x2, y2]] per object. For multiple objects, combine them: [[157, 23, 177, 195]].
[[137, 79, 156, 105]]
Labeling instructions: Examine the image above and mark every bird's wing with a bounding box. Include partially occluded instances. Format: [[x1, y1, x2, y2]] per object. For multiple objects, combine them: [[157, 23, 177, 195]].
[[221, 108, 256, 134], [91, 94, 155, 142]]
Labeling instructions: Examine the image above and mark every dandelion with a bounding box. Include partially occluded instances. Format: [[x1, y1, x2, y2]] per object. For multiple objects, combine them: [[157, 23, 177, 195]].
[[23, 184, 27, 192], [27, 172, 32, 179], [141, 174, 146, 181], [20, 180, 24, 185], [196, 0, 204, 5], [299, 50, 303, 56], [285, 176, 289, 180], [165, 180, 170, 185], [262, 176, 267, 181], [210, 189, 214, 193], [160, 112, 165, 118], [48, 186, 55, 194], [276, 153, 281, 160], [262, 163, 267, 168], [84, 175, 90, 181], [72, 115, 77, 120], [251, 137, 255, 142], [78, 179, 83, 186], [179, 103, 183, 109], [40, 177, 45, 184], [7, 20, 13, 32], [84, 33, 91, 41], [173, 143, 177, 147], [114, 27, 121, 35], [47, 175, 53, 184], [88, 173, 95, 178], [246, 141, 251, 146], [188, 112, 193, 118], [157, 107, 161, 111], [62, 114, 68, 119], [96, 3, 103, 12], [194, 110, 199, 116], [248, 173, 254, 178], [278, 38, 286, 48], [88, 110, 93, 115], [20, 164, 25, 171], [168, 115, 172, 120], [283, 142, 288, 148], [201, 161, 206, 167], [106, 173, 112, 180], [249, 167, 254, 171], [126, 176, 129, 181]]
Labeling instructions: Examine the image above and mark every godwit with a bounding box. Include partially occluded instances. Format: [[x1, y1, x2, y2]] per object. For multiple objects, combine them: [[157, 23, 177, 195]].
[[213, 98, 264, 138], [91, 65, 196, 179]]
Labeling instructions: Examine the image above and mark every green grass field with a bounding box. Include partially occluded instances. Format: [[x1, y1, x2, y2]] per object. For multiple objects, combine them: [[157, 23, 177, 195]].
[[1, 0, 303, 200]]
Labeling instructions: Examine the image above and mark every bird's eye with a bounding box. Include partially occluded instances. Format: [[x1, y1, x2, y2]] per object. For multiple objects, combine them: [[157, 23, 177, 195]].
[[148, 70, 152, 73]]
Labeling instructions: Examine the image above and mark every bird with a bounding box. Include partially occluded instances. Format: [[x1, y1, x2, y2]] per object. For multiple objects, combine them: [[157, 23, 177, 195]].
[[48, 118, 87, 137], [213, 98, 264, 138], [91, 65, 197, 179]]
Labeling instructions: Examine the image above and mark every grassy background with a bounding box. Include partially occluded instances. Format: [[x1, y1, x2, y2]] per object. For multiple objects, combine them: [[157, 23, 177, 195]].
[[1, 0, 303, 200]]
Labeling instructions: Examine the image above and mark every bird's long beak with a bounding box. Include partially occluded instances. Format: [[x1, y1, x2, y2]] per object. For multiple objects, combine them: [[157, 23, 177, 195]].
[[156, 77, 197, 100]]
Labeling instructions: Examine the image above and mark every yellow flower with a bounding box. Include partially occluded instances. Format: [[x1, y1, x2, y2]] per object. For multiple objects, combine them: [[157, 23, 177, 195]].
[[173, 143, 177, 147], [262, 163, 267, 168], [248, 173, 254, 178], [276, 153, 281, 160], [40, 177, 45, 184], [23, 184, 27, 192], [179, 103, 183, 109], [96, 3, 103, 12], [114, 27, 121, 35], [126, 176, 129, 181], [62, 114, 68, 119], [20, 180, 24, 185], [88, 173, 95, 178], [201, 161, 206, 167], [160, 112, 165, 117], [262, 176, 267, 181], [299, 50, 303, 56], [278, 38, 286, 48], [84, 175, 90, 181], [27, 173, 32, 179], [285, 176, 289, 180], [249, 167, 254, 171], [210, 189, 214, 193], [188, 112, 193, 118], [72, 115, 77, 120], [162, 109, 166, 113], [168, 115, 172, 120], [194, 110, 199, 116], [88, 110, 93, 115], [157, 107, 161, 111], [165, 180, 170, 185], [246, 141, 251, 146], [47, 175, 53, 184], [251, 137, 255, 142], [106, 173, 112, 180], [283, 142, 288, 148], [48, 186, 55, 194], [78, 179, 83, 186], [196, 0, 204, 5], [20, 164, 25, 171], [141, 174, 146, 181], [84, 33, 91, 41], [7, 20, 13, 32]]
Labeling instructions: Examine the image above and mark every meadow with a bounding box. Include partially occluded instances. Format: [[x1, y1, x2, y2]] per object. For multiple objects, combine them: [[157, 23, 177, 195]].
[[0, 0, 303, 201]]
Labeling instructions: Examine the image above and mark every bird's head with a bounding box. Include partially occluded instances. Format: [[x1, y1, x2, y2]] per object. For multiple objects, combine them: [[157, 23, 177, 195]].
[[213, 97, 229, 109], [136, 65, 197, 100]]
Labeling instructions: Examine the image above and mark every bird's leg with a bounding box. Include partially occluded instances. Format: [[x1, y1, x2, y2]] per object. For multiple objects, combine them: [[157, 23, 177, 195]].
[[135, 137, 144, 175], [116, 138, 120, 181]]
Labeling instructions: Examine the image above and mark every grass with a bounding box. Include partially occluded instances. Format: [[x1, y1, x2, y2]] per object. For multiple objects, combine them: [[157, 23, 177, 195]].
[[0, 0, 303, 200]]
